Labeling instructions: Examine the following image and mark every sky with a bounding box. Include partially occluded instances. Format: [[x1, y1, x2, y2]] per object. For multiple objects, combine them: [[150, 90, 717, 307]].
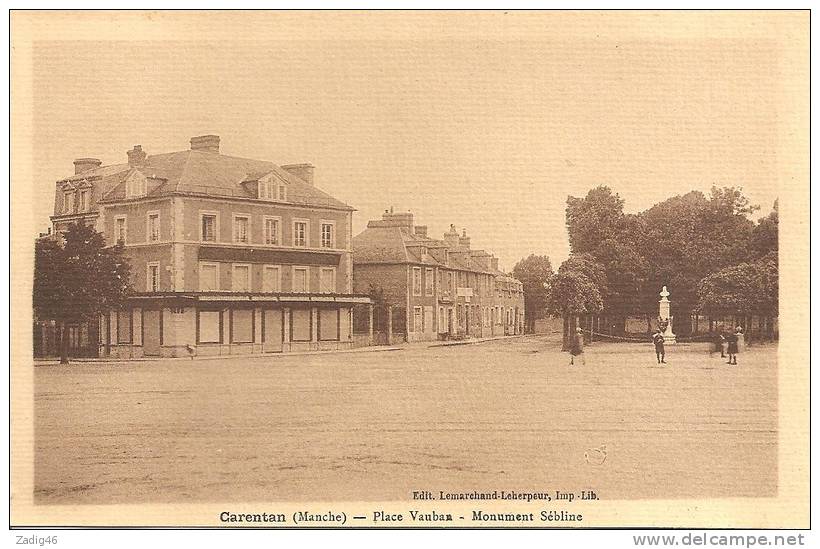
[[27, 12, 801, 270]]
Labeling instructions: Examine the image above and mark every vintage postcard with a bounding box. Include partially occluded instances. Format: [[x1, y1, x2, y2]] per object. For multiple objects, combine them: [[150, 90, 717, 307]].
[[10, 10, 809, 530]]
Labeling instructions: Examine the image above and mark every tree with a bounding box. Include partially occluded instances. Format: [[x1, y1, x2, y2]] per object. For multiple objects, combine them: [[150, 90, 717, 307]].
[[34, 223, 132, 363], [695, 252, 778, 339], [549, 255, 605, 349], [566, 186, 626, 255], [512, 254, 553, 333], [565, 187, 648, 330], [637, 187, 757, 335], [750, 200, 778, 259]]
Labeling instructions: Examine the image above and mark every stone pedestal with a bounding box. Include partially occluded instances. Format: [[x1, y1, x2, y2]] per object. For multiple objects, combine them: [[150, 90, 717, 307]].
[[659, 286, 677, 344]]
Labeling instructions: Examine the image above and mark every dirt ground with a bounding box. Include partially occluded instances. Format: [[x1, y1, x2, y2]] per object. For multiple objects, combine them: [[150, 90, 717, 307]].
[[33, 337, 777, 504]]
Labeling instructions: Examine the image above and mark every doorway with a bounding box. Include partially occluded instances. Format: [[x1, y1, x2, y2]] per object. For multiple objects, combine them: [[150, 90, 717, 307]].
[[263, 309, 284, 352], [143, 309, 161, 356]]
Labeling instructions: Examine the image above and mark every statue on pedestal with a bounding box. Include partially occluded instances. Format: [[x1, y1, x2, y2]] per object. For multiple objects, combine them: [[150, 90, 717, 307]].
[[658, 285, 677, 344]]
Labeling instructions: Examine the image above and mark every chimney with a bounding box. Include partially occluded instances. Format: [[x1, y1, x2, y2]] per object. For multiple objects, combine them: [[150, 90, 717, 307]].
[[190, 134, 220, 153], [381, 209, 414, 232], [491, 257, 499, 271], [414, 225, 428, 238], [73, 158, 102, 174], [127, 145, 147, 167], [459, 228, 471, 249], [281, 163, 315, 186], [443, 224, 460, 247]]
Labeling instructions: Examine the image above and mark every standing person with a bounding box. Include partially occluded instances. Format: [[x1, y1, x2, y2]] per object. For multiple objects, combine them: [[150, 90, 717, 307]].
[[735, 325, 745, 353], [569, 326, 585, 366], [725, 330, 739, 365], [712, 331, 726, 358], [652, 329, 666, 364]]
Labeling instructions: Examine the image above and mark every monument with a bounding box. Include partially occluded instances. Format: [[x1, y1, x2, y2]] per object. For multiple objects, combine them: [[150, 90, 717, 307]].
[[658, 286, 677, 344]]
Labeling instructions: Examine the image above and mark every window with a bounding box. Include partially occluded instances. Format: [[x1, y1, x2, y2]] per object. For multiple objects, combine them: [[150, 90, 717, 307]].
[[63, 191, 75, 213], [263, 265, 281, 293], [233, 215, 250, 244], [201, 212, 218, 242], [265, 216, 282, 246], [320, 267, 336, 294], [114, 216, 127, 244], [232, 264, 250, 292], [292, 267, 309, 293], [320, 221, 335, 248], [449, 272, 455, 294], [147, 262, 160, 292], [198, 310, 221, 343], [79, 190, 89, 212], [293, 219, 309, 247], [425, 268, 434, 296], [259, 179, 274, 200], [278, 184, 287, 201], [231, 309, 254, 343], [147, 212, 160, 242], [412, 267, 422, 296], [126, 176, 146, 198], [319, 309, 339, 341], [199, 262, 219, 292]]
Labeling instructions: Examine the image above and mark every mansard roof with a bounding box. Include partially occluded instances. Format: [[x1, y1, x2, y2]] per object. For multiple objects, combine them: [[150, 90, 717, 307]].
[[58, 149, 353, 211]]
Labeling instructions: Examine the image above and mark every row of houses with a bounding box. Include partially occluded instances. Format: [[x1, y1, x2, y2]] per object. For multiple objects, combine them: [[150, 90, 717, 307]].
[[39, 135, 524, 358]]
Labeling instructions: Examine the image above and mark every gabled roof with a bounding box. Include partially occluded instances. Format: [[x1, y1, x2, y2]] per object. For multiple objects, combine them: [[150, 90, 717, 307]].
[[60, 149, 353, 211]]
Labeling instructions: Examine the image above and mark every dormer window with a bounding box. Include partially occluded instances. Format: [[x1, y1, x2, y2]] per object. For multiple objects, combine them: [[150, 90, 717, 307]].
[[259, 179, 275, 200], [63, 191, 75, 213], [126, 176, 147, 198], [79, 189, 89, 212], [278, 184, 287, 201]]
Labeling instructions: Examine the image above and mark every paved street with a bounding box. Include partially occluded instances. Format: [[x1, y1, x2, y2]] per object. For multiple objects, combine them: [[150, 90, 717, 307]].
[[34, 337, 777, 504]]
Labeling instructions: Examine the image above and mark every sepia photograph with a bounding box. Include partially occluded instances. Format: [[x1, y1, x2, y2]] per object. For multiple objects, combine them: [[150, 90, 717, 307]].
[[9, 9, 809, 532]]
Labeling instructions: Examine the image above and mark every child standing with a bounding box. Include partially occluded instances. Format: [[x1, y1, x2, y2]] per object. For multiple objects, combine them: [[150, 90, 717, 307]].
[[569, 327, 585, 366], [652, 330, 666, 364], [725, 330, 739, 365]]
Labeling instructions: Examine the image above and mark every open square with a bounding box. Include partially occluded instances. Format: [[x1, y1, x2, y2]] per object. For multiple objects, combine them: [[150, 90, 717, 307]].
[[34, 338, 777, 504]]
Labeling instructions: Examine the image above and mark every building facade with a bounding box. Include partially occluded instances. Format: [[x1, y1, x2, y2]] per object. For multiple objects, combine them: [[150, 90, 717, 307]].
[[353, 209, 525, 342], [50, 135, 370, 358]]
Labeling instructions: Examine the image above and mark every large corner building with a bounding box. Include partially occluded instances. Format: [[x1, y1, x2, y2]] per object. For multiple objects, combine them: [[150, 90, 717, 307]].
[[50, 135, 369, 357], [353, 209, 525, 342]]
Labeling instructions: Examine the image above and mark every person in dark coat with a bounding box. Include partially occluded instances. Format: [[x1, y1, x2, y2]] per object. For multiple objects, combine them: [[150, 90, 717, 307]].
[[569, 327, 585, 366], [725, 330, 739, 365], [652, 330, 666, 364]]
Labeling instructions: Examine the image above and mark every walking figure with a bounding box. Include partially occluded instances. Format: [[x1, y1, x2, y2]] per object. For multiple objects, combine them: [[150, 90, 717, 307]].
[[569, 327, 585, 366], [725, 330, 739, 365], [652, 329, 666, 364]]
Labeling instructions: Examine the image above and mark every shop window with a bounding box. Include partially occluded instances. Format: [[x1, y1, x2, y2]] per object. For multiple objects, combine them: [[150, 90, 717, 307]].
[[198, 310, 221, 343], [319, 309, 339, 341], [231, 309, 253, 343]]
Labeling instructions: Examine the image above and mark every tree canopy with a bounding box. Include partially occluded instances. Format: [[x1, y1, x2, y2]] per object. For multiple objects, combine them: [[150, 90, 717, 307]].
[[34, 222, 132, 362], [556, 185, 777, 335], [512, 254, 553, 333]]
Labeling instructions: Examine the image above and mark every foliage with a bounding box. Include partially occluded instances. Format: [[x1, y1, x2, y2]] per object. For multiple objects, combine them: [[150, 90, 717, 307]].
[[565, 187, 648, 318], [562, 184, 775, 330], [696, 252, 778, 317], [750, 200, 778, 259], [548, 255, 604, 316], [512, 254, 553, 332], [34, 223, 132, 362]]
